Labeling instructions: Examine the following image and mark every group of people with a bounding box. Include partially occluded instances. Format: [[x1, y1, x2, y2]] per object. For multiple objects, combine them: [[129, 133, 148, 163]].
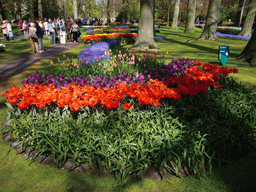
[[0, 20, 13, 41], [15, 18, 81, 54]]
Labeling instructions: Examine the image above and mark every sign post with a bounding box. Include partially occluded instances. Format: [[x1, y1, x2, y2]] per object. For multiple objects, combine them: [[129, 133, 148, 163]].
[[219, 46, 229, 65]]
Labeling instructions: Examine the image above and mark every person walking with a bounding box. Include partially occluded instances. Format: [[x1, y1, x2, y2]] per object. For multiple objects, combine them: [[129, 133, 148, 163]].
[[71, 20, 79, 43], [59, 20, 66, 44], [43, 18, 49, 36], [6, 20, 13, 40], [22, 20, 28, 36], [35, 21, 44, 53], [28, 22, 39, 54], [48, 19, 56, 45], [18, 20, 23, 30], [66, 18, 72, 42], [1, 20, 8, 41]]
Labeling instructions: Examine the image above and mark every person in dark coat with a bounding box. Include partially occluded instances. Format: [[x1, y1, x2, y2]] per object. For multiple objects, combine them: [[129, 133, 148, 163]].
[[35, 21, 45, 53]]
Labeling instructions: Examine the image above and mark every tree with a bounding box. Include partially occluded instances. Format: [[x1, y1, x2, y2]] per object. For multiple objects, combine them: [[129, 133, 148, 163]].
[[184, 0, 197, 33], [238, 0, 256, 37], [38, 0, 43, 20], [198, 0, 222, 40], [171, 0, 180, 29], [107, 0, 111, 23], [234, 0, 246, 27], [238, 29, 256, 66], [73, 0, 78, 19], [133, 0, 158, 49]]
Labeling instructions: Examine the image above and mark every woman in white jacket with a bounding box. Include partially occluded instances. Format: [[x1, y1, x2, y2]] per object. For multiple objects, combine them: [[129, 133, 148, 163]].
[[6, 21, 12, 40]]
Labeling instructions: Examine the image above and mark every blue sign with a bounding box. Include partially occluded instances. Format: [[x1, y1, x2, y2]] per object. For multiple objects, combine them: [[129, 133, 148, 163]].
[[219, 46, 229, 65]]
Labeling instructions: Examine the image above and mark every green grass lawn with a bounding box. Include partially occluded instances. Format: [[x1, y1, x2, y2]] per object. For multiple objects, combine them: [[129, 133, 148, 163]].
[[0, 35, 58, 64], [0, 26, 256, 192]]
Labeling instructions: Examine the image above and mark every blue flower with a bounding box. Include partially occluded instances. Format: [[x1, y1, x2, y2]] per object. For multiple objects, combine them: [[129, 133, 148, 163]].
[[216, 32, 251, 40]]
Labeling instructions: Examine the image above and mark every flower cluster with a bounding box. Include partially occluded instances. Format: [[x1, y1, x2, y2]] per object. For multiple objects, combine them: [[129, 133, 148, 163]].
[[113, 26, 130, 29], [82, 33, 137, 43], [216, 32, 251, 40], [113, 28, 131, 31], [3, 62, 238, 112], [154, 36, 163, 40], [78, 40, 119, 65], [20, 57, 193, 90]]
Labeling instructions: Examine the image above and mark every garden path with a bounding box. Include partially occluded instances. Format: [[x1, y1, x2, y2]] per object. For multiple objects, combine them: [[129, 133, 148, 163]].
[[0, 37, 82, 95]]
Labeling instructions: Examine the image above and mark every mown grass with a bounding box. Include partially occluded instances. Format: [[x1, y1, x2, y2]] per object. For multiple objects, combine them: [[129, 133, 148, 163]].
[[0, 25, 256, 192]]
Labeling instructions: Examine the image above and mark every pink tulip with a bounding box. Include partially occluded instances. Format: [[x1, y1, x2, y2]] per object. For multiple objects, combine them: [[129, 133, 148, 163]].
[[114, 63, 117, 67]]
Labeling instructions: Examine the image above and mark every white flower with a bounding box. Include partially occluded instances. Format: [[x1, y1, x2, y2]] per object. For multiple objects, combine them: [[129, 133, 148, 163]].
[[0, 44, 6, 48]]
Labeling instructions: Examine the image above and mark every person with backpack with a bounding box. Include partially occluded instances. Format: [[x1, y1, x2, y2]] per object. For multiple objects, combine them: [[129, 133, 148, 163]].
[[59, 20, 66, 44], [28, 22, 39, 54], [71, 20, 80, 43], [35, 21, 45, 53]]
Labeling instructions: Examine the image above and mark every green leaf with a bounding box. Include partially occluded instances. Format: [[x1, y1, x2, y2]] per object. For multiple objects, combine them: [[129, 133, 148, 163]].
[[6, 102, 14, 110]]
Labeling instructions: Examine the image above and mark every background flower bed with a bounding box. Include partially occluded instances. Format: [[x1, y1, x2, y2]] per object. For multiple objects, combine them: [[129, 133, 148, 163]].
[[216, 32, 251, 40]]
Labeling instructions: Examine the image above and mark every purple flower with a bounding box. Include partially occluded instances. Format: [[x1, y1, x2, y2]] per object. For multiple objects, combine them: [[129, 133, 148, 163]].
[[45, 73, 48, 77], [118, 79, 122, 83], [131, 72, 136, 77], [123, 72, 127, 77], [147, 75, 151, 80], [172, 58, 178, 64]]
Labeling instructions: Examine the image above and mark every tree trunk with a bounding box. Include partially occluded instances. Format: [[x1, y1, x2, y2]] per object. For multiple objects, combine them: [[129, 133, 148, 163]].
[[234, 0, 245, 27], [133, 0, 158, 50], [172, 0, 180, 29], [107, 0, 110, 23], [89, 0, 92, 18], [239, 0, 256, 37], [0, 0, 6, 21], [73, 0, 78, 19], [238, 29, 256, 66], [28, 0, 35, 22], [198, 0, 222, 41], [184, 0, 196, 33], [167, 0, 171, 27], [38, 0, 43, 21], [126, 0, 131, 24]]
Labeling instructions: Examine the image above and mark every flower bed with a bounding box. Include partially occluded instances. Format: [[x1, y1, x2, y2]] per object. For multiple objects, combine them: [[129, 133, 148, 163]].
[[3, 37, 248, 188], [216, 32, 251, 40], [78, 40, 119, 65], [82, 33, 137, 43], [113, 26, 130, 29], [4, 62, 236, 111]]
